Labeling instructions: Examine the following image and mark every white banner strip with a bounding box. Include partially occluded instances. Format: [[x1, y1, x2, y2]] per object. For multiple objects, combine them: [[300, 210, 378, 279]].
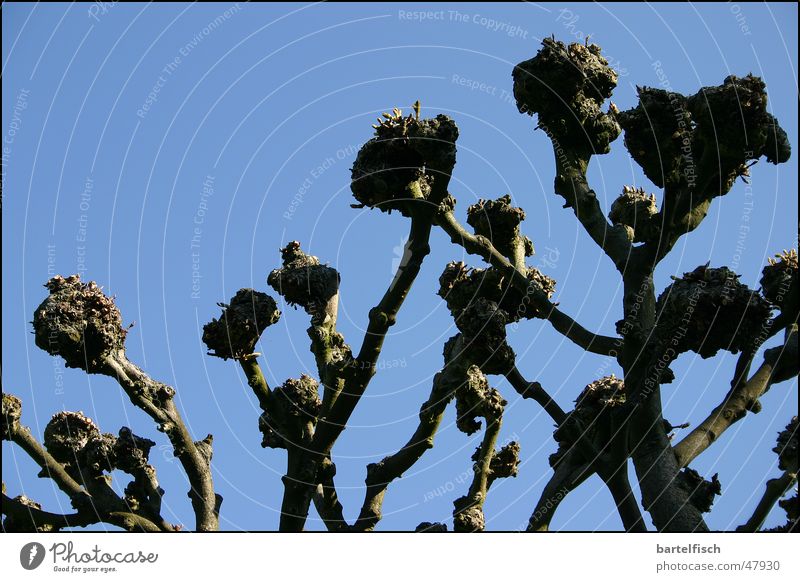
[[1, 533, 797, 580]]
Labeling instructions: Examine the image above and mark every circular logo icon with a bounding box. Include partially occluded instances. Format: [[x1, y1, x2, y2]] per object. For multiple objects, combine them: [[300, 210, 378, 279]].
[[20, 542, 46, 570]]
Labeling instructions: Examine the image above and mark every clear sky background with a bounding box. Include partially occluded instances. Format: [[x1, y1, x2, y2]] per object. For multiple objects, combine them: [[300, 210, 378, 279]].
[[2, 2, 797, 532]]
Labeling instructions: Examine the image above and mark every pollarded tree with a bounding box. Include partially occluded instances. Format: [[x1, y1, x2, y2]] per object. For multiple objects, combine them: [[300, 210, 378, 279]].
[[3, 38, 797, 533]]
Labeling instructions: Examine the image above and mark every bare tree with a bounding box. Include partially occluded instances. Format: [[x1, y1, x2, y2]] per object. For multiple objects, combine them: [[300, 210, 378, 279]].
[[3, 38, 797, 533]]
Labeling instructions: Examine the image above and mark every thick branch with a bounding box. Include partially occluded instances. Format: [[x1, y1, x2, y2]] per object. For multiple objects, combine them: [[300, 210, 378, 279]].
[[2, 493, 94, 531], [674, 327, 797, 468], [648, 185, 711, 265], [629, 395, 709, 532], [437, 210, 619, 356], [103, 511, 164, 533], [8, 425, 89, 507], [675, 364, 773, 468], [736, 471, 797, 532], [527, 449, 645, 532], [604, 465, 647, 532], [648, 164, 745, 265], [1, 493, 164, 532], [129, 465, 172, 531], [616, 261, 708, 532], [353, 356, 459, 531], [528, 451, 590, 531], [312, 457, 347, 532], [278, 446, 309, 530], [278, 193, 440, 532]]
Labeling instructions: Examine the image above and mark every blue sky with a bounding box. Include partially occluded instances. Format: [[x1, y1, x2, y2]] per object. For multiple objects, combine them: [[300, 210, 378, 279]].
[[2, 2, 797, 532]]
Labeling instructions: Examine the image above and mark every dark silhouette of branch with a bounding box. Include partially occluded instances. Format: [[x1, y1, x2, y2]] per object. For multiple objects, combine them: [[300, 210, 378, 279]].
[[436, 210, 619, 356], [527, 446, 644, 533], [2, 493, 94, 531], [101, 353, 220, 531], [2, 394, 175, 532], [618, 267, 710, 532], [1, 493, 165, 532], [353, 336, 467, 531], [737, 415, 798, 531], [505, 366, 566, 424], [280, 175, 451, 531], [628, 399, 710, 532], [30, 275, 219, 531], [5, 421, 89, 505], [601, 68, 792, 531], [551, 151, 633, 271], [675, 325, 798, 467], [737, 472, 797, 532], [528, 450, 590, 531]]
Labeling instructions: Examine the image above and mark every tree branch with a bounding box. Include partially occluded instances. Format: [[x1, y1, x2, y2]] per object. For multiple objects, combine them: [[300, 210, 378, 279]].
[[127, 464, 173, 531], [604, 465, 647, 532], [674, 326, 798, 468], [278, 189, 441, 532], [312, 456, 348, 532], [453, 415, 502, 532], [551, 151, 633, 271], [505, 366, 566, 424], [104, 511, 164, 533], [436, 209, 619, 356], [2, 493, 94, 532], [648, 181, 715, 265], [528, 451, 590, 531], [505, 368, 645, 531], [8, 425, 90, 507], [629, 394, 709, 532], [101, 351, 220, 531], [1, 492, 165, 533], [315, 202, 434, 452], [736, 471, 797, 532], [353, 341, 464, 531], [239, 355, 271, 411]]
